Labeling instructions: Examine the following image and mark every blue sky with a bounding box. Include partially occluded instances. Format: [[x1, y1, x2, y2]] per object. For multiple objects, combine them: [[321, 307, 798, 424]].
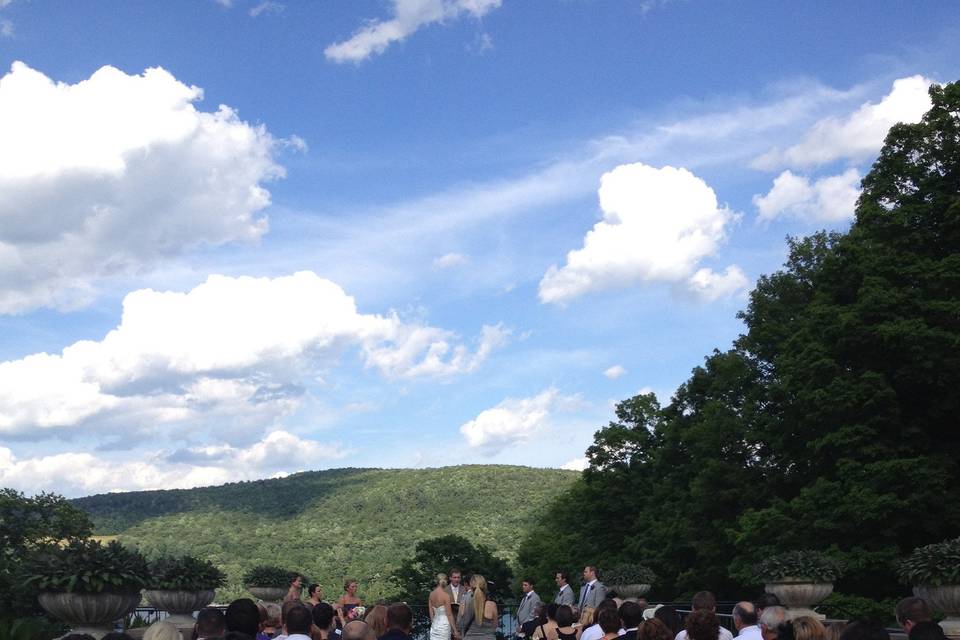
[[0, 0, 958, 497]]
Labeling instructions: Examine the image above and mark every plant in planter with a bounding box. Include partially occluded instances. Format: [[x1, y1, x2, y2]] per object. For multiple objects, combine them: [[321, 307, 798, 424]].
[[898, 537, 960, 639], [145, 555, 227, 626], [754, 550, 844, 620], [24, 539, 148, 638], [603, 564, 658, 599], [243, 565, 304, 602]]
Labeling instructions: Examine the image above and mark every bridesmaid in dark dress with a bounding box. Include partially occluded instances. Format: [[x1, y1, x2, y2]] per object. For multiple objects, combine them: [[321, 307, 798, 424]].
[[335, 579, 363, 627]]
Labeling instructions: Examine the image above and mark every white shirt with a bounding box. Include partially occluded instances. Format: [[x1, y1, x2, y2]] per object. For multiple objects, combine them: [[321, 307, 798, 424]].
[[738, 626, 762, 640], [451, 584, 460, 603], [286, 635, 312, 640], [581, 624, 604, 640], [675, 627, 734, 640]]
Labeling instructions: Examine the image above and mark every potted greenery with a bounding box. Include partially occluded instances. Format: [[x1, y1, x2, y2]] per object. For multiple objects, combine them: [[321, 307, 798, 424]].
[[244, 565, 302, 602], [603, 564, 657, 599], [755, 550, 843, 620], [144, 555, 227, 626], [898, 537, 960, 639], [25, 539, 148, 638]]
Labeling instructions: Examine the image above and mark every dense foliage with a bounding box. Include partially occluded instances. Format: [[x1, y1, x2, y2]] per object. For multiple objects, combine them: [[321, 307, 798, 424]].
[[24, 539, 148, 594], [148, 555, 227, 591], [71, 465, 576, 600], [244, 565, 303, 588], [603, 564, 658, 586], [518, 81, 960, 600], [754, 551, 844, 583], [897, 537, 960, 586]]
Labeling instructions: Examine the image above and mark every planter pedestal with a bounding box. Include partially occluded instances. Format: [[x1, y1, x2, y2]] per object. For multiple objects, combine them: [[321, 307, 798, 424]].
[[609, 584, 651, 600], [249, 586, 288, 602], [39, 592, 141, 639], [764, 580, 833, 620], [914, 586, 960, 639], [144, 589, 216, 626]]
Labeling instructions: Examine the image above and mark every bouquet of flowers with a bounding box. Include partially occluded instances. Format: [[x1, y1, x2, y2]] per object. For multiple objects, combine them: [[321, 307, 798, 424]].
[[348, 605, 367, 620]]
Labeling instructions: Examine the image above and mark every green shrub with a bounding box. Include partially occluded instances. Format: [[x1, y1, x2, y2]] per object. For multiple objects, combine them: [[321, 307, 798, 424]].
[[23, 539, 148, 594], [243, 565, 303, 588], [147, 555, 226, 591], [818, 593, 897, 626], [897, 537, 960, 586], [603, 564, 657, 585], [754, 550, 844, 583]]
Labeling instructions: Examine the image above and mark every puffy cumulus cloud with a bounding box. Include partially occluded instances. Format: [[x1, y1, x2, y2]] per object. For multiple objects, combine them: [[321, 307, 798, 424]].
[[603, 365, 626, 380], [560, 457, 588, 471], [0, 271, 508, 438], [752, 75, 933, 170], [539, 163, 744, 304], [686, 265, 749, 302], [754, 168, 861, 223], [459, 387, 575, 454], [0, 62, 285, 313], [0, 429, 347, 497], [432, 252, 468, 269], [325, 0, 503, 63]]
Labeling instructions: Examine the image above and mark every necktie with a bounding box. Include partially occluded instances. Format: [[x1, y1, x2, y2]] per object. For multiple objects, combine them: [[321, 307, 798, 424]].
[[580, 584, 590, 608]]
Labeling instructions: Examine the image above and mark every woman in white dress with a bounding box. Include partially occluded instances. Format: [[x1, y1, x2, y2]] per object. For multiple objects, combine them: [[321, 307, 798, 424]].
[[429, 573, 462, 640]]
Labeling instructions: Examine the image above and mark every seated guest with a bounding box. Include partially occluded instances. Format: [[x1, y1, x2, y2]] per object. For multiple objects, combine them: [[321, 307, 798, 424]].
[[556, 605, 580, 640], [344, 621, 377, 640], [685, 611, 721, 640], [759, 608, 787, 640], [283, 604, 315, 640], [907, 623, 946, 640], [228, 598, 264, 640], [675, 594, 732, 640], [640, 620, 673, 640], [837, 621, 890, 640], [102, 634, 135, 640], [533, 603, 560, 640], [824, 622, 847, 640], [597, 609, 622, 640], [733, 602, 760, 640], [618, 602, 644, 640], [262, 603, 282, 638], [789, 617, 826, 640], [654, 607, 680, 638], [379, 603, 414, 640], [144, 621, 184, 640], [196, 607, 227, 640], [896, 598, 933, 636], [754, 595, 780, 620], [365, 604, 389, 639], [582, 600, 619, 640], [313, 602, 339, 640]]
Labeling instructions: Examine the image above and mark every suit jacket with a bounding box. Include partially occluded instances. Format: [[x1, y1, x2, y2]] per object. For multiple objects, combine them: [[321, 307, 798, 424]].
[[578, 581, 607, 610], [517, 590, 543, 625], [445, 583, 468, 605], [554, 585, 575, 606]]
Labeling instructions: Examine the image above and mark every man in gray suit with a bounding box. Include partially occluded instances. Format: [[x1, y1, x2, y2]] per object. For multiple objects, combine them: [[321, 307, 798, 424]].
[[445, 569, 468, 614], [578, 566, 607, 612], [554, 571, 575, 607], [516, 578, 544, 636]]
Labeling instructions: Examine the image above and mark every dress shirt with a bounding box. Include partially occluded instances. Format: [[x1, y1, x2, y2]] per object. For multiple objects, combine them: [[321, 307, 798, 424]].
[[675, 627, 734, 640], [581, 624, 603, 640], [737, 626, 762, 640]]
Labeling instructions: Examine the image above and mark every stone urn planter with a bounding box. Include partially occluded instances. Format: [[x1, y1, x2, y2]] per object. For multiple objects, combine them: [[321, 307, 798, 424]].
[[248, 586, 288, 601], [764, 579, 833, 620], [914, 586, 960, 639], [144, 589, 216, 626], [609, 584, 652, 599], [38, 591, 141, 639]]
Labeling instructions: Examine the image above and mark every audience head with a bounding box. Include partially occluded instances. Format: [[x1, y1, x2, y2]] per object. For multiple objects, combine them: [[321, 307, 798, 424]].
[[285, 604, 313, 635], [838, 621, 891, 640], [691, 591, 717, 612], [686, 610, 721, 640], [636, 597, 649, 610], [790, 616, 827, 640], [760, 606, 788, 640], [313, 602, 337, 630], [197, 607, 227, 637], [825, 622, 847, 640], [734, 601, 759, 630], [365, 604, 389, 638], [639, 619, 674, 640], [619, 601, 644, 630], [263, 602, 282, 630], [580, 607, 597, 627], [598, 608, 621, 635], [437, 572, 449, 588], [654, 605, 681, 637], [556, 605, 576, 627], [282, 599, 307, 624], [344, 620, 377, 640], [102, 634, 134, 640], [62, 636, 96, 640], [907, 622, 946, 640], [755, 593, 782, 615], [387, 603, 414, 632], [226, 598, 261, 636], [896, 597, 933, 633], [547, 603, 559, 621], [143, 621, 183, 640]]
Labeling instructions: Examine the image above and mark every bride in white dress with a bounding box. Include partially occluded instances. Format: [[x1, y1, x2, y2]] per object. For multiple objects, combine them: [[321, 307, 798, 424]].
[[429, 573, 461, 640]]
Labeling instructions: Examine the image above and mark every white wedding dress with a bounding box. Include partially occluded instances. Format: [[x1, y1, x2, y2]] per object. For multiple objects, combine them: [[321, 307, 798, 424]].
[[430, 605, 453, 640]]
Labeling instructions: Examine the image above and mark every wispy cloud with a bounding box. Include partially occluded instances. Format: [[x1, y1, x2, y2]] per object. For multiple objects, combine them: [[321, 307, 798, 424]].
[[249, 1, 283, 18]]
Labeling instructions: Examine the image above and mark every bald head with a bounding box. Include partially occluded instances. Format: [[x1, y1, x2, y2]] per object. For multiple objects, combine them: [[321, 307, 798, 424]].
[[344, 621, 376, 640], [734, 602, 757, 631]]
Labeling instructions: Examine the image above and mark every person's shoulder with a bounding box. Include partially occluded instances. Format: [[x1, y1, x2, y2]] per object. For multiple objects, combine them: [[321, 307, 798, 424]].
[[720, 628, 734, 640], [675, 630, 688, 640]]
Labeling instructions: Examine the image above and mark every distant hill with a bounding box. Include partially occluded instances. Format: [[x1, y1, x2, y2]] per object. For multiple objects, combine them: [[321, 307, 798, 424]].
[[73, 465, 579, 600]]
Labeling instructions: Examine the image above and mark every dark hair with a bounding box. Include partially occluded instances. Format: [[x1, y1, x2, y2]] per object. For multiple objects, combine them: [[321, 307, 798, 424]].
[[686, 610, 721, 640], [640, 619, 674, 640], [286, 604, 313, 634], [755, 593, 781, 610], [388, 603, 413, 631], [839, 621, 890, 640], [735, 603, 758, 626], [314, 602, 336, 628], [547, 603, 559, 621], [655, 606, 681, 637], [908, 622, 946, 640], [524, 577, 535, 585], [556, 570, 570, 582], [598, 608, 621, 634], [597, 598, 618, 613], [309, 583, 321, 597], [61, 636, 96, 640], [197, 607, 227, 636], [619, 601, 644, 629], [102, 634, 134, 640], [691, 591, 717, 612], [223, 632, 256, 640], [896, 598, 933, 625], [226, 598, 261, 635], [556, 605, 575, 627]]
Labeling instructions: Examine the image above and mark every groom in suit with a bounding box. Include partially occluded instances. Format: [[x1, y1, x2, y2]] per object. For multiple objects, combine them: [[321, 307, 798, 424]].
[[554, 571, 575, 606], [578, 566, 607, 612], [445, 568, 467, 608]]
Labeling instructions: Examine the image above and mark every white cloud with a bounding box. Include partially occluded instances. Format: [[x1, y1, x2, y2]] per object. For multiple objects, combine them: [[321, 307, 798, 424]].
[[0, 429, 347, 497], [325, 0, 503, 63], [0, 19, 12, 38], [0, 62, 286, 313], [459, 387, 574, 454], [0, 272, 508, 438], [752, 75, 933, 170], [560, 457, 588, 471], [603, 365, 626, 380], [686, 265, 749, 302], [433, 252, 468, 269], [249, 1, 283, 17], [753, 168, 861, 222], [539, 162, 742, 304]]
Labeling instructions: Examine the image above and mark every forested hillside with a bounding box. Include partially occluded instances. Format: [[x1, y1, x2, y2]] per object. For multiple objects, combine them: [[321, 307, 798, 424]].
[[72, 465, 577, 600]]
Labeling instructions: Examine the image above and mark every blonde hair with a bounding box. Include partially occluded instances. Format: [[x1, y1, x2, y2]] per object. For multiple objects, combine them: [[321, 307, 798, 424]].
[[437, 572, 449, 588], [366, 604, 389, 637], [144, 621, 184, 640], [471, 574, 488, 622], [791, 616, 827, 640], [579, 607, 596, 626]]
